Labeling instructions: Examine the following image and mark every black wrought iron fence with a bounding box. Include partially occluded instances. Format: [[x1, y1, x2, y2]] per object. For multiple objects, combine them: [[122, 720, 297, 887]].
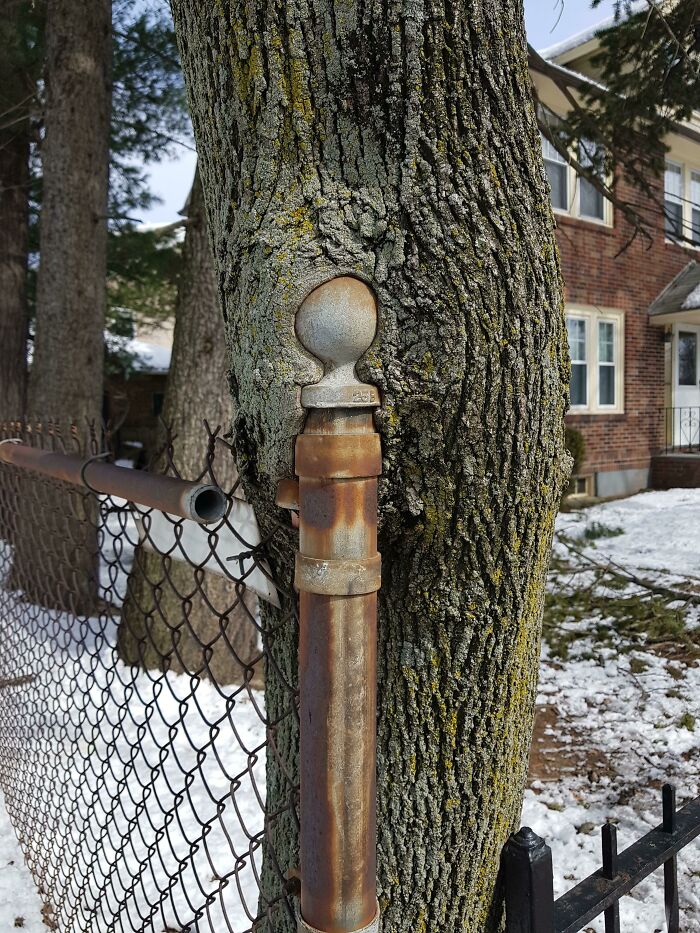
[[503, 784, 700, 933], [0, 419, 299, 933], [663, 406, 700, 453]]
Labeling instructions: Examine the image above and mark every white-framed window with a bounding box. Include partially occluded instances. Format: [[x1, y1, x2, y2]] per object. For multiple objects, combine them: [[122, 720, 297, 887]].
[[664, 160, 700, 245], [567, 475, 593, 498], [540, 133, 613, 225], [566, 307, 624, 414]]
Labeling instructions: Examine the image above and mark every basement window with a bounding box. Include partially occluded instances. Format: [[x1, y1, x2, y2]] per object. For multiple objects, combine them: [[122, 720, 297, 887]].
[[568, 475, 593, 498]]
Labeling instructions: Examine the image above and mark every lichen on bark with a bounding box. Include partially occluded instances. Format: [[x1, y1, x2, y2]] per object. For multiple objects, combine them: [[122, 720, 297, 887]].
[[171, 1, 570, 929]]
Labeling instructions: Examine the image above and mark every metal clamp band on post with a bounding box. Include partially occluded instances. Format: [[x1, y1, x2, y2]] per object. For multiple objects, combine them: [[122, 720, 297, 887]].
[[298, 901, 382, 933], [294, 276, 381, 933], [295, 554, 381, 596]]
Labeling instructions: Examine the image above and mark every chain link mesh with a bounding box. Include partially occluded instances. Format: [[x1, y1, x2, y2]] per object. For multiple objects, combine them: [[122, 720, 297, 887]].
[[0, 420, 299, 932]]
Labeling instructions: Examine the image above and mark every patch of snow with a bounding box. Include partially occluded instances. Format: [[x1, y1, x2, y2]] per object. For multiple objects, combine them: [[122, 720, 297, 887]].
[[125, 338, 172, 374], [556, 488, 700, 584], [0, 789, 48, 931], [683, 283, 700, 310], [523, 641, 700, 930]]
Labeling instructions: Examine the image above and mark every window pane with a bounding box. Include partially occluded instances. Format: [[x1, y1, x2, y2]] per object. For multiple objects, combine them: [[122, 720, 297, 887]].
[[665, 163, 684, 237], [545, 161, 568, 211], [693, 208, 700, 245], [665, 200, 684, 238], [570, 363, 588, 406], [679, 332, 698, 386], [691, 171, 700, 209], [599, 366, 615, 406], [578, 140, 606, 220], [598, 321, 614, 363], [579, 139, 604, 175], [567, 317, 587, 362], [541, 133, 566, 164], [665, 162, 683, 200], [580, 177, 605, 219]]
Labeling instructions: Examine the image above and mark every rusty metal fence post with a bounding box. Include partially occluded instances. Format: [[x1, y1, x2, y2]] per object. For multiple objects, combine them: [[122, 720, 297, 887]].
[[293, 277, 382, 933]]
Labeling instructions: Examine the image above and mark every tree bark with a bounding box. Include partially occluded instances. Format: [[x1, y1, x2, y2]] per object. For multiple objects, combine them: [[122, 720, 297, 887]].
[[0, 0, 32, 421], [29, 0, 111, 427], [22, 0, 111, 615], [118, 168, 260, 684], [171, 2, 570, 930]]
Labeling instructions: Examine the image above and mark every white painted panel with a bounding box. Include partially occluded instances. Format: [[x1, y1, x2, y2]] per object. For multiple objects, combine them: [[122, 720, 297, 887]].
[[134, 499, 280, 607]]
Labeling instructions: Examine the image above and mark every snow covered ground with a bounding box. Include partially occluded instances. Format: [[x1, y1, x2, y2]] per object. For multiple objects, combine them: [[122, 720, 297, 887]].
[[525, 489, 700, 930], [0, 787, 49, 931], [1, 488, 700, 930]]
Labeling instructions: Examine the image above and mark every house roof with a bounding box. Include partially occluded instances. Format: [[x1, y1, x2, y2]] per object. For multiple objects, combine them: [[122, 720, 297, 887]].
[[129, 338, 172, 374], [649, 261, 700, 321], [538, 2, 647, 62], [528, 41, 700, 149]]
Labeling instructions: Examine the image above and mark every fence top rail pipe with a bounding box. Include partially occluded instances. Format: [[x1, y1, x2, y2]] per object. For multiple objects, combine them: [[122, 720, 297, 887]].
[[554, 794, 700, 933], [0, 441, 227, 524]]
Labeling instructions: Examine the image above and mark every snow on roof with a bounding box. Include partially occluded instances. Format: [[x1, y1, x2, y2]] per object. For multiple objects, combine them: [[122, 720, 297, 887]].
[[649, 261, 700, 317], [682, 282, 700, 310], [531, 51, 608, 93], [136, 221, 186, 244], [538, 1, 647, 61], [128, 338, 172, 374]]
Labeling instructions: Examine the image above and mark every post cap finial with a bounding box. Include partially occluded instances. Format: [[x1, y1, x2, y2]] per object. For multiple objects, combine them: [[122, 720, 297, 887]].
[[296, 276, 380, 409]]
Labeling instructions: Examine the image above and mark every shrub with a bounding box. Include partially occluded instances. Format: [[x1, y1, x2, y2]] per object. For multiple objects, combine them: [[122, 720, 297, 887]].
[[565, 426, 586, 478]]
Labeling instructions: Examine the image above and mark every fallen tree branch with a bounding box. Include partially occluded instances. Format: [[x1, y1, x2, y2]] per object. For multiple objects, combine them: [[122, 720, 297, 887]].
[[554, 532, 700, 605]]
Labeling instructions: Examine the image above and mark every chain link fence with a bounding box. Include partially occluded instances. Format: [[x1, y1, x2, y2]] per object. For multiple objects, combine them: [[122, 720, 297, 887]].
[[0, 420, 298, 932]]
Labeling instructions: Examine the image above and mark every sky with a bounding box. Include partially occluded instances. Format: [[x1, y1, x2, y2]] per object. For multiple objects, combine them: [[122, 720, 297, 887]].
[[139, 1, 620, 226]]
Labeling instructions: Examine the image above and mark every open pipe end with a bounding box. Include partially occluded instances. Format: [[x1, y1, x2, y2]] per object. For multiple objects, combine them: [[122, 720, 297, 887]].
[[187, 485, 227, 524]]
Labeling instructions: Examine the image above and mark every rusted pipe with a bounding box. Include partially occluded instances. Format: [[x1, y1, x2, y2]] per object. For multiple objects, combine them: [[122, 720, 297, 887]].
[[0, 442, 226, 523], [294, 277, 381, 933]]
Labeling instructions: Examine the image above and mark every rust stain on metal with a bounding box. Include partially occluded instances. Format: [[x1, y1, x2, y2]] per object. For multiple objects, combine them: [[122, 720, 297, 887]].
[[276, 477, 300, 510], [0, 442, 226, 523], [299, 590, 378, 931], [299, 478, 377, 556], [295, 434, 381, 480]]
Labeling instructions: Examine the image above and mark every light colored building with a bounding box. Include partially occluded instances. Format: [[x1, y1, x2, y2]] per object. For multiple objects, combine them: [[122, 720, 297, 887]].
[[531, 14, 700, 496]]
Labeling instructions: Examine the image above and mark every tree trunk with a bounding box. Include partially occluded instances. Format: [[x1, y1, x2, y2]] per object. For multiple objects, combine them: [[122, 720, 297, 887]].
[[0, 0, 32, 421], [118, 168, 260, 683], [29, 0, 111, 426], [22, 0, 111, 615], [171, 2, 570, 930]]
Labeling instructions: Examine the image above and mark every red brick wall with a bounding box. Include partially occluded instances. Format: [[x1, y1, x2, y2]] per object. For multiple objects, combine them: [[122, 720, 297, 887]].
[[557, 174, 692, 476], [651, 454, 700, 489]]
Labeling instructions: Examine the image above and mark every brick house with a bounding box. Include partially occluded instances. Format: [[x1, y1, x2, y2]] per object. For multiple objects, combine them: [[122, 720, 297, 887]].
[[104, 322, 172, 464], [531, 20, 700, 497]]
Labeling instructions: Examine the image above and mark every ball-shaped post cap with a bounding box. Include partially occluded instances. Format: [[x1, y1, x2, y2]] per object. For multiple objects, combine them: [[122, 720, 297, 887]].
[[296, 276, 380, 409]]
